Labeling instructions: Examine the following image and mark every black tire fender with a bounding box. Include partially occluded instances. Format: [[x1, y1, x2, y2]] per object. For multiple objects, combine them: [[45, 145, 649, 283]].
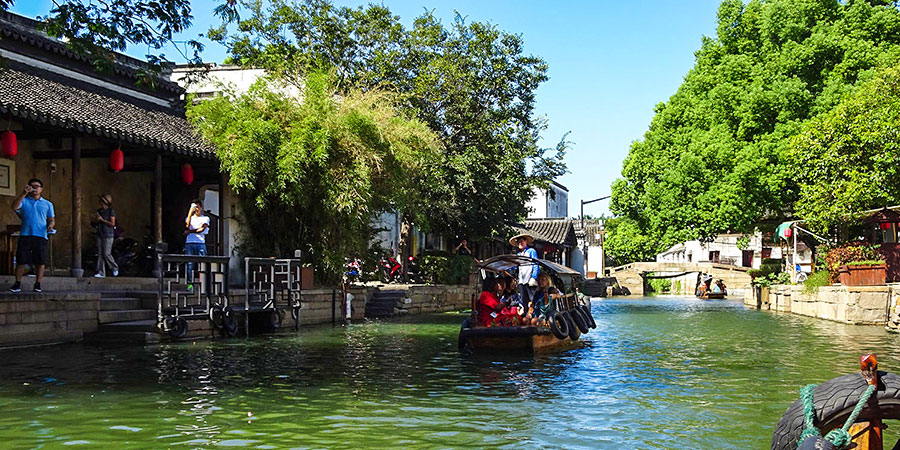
[[458, 317, 473, 352], [571, 308, 590, 334], [771, 371, 900, 450], [550, 312, 569, 340], [581, 304, 597, 328], [564, 311, 580, 340]]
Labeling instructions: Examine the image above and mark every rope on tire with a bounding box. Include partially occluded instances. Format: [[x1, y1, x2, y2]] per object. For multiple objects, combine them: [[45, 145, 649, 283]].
[[797, 383, 877, 449]]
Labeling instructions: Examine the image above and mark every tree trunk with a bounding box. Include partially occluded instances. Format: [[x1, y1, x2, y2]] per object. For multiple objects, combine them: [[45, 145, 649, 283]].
[[399, 216, 413, 279]]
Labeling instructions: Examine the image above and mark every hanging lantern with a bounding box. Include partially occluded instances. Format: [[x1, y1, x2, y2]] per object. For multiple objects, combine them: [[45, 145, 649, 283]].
[[1, 130, 17, 158], [180, 163, 194, 185], [880, 222, 892, 230], [109, 148, 124, 172], [783, 227, 792, 238]]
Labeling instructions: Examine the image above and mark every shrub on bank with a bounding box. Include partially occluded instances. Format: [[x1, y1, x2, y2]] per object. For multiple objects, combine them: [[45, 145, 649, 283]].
[[803, 270, 830, 294], [421, 252, 474, 285]]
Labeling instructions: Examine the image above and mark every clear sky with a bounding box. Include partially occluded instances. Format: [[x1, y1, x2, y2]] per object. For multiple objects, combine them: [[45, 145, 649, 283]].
[[9, 0, 722, 218]]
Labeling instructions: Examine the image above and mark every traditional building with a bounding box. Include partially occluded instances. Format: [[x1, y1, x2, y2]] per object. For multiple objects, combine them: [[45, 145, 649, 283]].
[[0, 11, 225, 277]]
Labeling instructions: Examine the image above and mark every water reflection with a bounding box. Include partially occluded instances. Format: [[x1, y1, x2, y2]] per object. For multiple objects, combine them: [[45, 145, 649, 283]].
[[2, 296, 900, 448]]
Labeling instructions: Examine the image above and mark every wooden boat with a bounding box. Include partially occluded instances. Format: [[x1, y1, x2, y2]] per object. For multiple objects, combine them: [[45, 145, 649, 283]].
[[696, 277, 727, 299], [458, 255, 593, 354]]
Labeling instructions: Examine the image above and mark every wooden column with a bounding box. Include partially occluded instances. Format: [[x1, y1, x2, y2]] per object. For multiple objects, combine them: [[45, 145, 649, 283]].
[[218, 172, 226, 257], [70, 137, 83, 277], [154, 153, 162, 243]]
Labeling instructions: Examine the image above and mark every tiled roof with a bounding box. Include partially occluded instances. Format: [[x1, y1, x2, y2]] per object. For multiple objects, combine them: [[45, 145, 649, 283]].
[[0, 63, 214, 159], [583, 223, 605, 246], [512, 219, 577, 248], [0, 11, 183, 94]]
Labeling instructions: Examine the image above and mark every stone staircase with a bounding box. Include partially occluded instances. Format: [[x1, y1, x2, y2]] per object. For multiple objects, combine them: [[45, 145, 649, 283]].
[[86, 291, 161, 344], [365, 289, 408, 318]]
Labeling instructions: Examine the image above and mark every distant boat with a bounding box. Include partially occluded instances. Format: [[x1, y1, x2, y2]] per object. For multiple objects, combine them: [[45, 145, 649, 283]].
[[696, 277, 727, 300]]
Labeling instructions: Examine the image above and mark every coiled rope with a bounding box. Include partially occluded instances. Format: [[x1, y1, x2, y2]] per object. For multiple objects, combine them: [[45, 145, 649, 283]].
[[797, 383, 877, 449]]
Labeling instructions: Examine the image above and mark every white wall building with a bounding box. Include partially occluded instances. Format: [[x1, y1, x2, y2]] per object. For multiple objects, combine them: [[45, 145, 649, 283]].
[[526, 181, 568, 219], [655, 232, 812, 270]]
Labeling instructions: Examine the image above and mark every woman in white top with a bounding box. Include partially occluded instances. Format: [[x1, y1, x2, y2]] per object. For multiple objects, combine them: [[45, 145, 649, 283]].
[[184, 199, 210, 284]]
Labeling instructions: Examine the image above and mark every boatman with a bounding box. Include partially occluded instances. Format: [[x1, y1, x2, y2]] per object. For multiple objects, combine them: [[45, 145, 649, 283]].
[[510, 232, 539, 311]]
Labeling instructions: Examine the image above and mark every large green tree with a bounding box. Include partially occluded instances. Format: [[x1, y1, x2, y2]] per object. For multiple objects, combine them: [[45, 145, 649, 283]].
[[187, 71, 441, 279], [791, 65, 900, 232], [210, 0, 567, 241], [608, 0, 900, 263]]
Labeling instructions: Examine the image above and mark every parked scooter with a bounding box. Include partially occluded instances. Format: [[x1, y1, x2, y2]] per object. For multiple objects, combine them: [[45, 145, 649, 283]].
[[380, 254, 402, 283], [344, 256, 361, 282]]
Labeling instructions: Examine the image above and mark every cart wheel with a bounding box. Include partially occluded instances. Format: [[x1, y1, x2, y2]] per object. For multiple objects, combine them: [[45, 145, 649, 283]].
[[269, 309, 284, 329], [208, 304, 224, 330], [168, 317, 188, 339], [222, 306, 238, 337]]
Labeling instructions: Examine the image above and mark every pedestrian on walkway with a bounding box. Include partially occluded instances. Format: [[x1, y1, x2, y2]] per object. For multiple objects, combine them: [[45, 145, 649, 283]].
[[93, 193, 118, 278], [9, 178, 55, 293], [184, 199, 210, 288]]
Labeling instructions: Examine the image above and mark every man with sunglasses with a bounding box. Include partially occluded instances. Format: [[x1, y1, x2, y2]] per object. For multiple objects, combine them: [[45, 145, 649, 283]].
[[9, 178, 55, 293]]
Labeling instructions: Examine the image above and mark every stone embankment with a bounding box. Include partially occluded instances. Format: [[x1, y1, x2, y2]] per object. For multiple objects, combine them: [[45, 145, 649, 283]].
[[745, 284, 896, 325], [0, 283, 475, 348]]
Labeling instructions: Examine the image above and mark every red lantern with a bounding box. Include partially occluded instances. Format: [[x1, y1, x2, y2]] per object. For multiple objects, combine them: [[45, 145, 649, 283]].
[[180, 163, 194, 185], [880, 222, 892, 230], [109, 148, 124, 172], [784, 228, 792, 238], [1, 130, 17, 158]]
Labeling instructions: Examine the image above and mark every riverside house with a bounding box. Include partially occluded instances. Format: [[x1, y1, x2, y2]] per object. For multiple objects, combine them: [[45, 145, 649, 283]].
[[0, 11, 232, 277]]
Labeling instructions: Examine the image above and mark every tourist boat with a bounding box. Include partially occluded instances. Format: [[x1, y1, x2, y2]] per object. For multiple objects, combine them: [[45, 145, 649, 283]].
[[696, 277, 727, 299], [458, 255, 594, 354]]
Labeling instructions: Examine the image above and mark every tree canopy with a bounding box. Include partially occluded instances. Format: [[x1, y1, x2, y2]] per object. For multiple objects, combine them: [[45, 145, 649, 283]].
[[210, 0, 568, 240], [791, 64, 900, 232], [608, 0, 900, 263], [1, 0, 237, 84], [187, 71, 441, 279]]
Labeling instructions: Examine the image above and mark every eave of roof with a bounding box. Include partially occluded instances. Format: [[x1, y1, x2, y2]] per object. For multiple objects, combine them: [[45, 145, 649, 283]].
[[0, 64, 215, 159]]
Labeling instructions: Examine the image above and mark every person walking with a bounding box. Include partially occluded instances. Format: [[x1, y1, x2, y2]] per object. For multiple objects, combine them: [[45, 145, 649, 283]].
[[93, 193, 118, 278], [184, 199, 210, 290], [9, 178, 55, 293], [510, 233, 539, 311]]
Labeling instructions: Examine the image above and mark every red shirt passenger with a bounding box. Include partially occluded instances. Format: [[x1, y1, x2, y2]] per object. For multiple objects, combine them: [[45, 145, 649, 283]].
[[477, 278, 504, 326]]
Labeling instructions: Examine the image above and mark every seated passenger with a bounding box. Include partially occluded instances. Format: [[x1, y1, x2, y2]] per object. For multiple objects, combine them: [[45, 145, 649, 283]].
[[527, 273, 561, 326], [503, 276, 524, 313]]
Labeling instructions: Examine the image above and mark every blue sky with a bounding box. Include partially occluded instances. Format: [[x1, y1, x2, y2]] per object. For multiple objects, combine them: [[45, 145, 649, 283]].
[[10, 0, 722, 218]]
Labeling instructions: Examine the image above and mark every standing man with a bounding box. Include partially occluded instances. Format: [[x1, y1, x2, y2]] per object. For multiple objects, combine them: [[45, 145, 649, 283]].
[[184, 199, 210, 290], [510, 233, 539, 310], [9, 178, 55, 293], [93, 193, 118, 278]]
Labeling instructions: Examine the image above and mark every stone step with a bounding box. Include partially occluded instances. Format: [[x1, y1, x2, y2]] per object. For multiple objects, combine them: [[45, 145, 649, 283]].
[[98, 309, 156, 324], [97, 319, 157, 333], [99, 297, 143, 311]]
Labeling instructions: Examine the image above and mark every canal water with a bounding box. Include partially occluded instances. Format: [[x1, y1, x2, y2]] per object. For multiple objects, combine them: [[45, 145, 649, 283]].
[[2, 296, 900, 449]]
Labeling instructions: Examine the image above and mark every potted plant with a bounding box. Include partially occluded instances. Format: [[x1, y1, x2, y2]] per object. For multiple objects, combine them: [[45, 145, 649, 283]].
[[824, 243, 885, 286], [837, 260, 886, 286]]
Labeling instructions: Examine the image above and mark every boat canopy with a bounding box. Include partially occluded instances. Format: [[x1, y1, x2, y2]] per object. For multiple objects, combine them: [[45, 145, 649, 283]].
[[477, 255, 584, 280]]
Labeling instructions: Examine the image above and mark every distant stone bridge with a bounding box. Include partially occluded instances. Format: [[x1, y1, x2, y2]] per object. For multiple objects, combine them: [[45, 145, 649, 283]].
[[607, 262, 753, 296]]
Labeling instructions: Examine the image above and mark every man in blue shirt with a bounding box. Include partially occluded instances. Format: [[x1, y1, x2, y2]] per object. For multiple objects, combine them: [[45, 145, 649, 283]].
[[9, 178, 55, 293], [510, 233, 539, 311]]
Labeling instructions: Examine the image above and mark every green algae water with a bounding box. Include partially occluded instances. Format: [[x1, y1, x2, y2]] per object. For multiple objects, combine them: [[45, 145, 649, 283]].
[[3, 297, 900, 449]]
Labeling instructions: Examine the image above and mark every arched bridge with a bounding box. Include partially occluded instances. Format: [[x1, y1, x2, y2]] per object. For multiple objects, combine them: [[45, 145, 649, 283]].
[[606, 262, 753, 296]]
